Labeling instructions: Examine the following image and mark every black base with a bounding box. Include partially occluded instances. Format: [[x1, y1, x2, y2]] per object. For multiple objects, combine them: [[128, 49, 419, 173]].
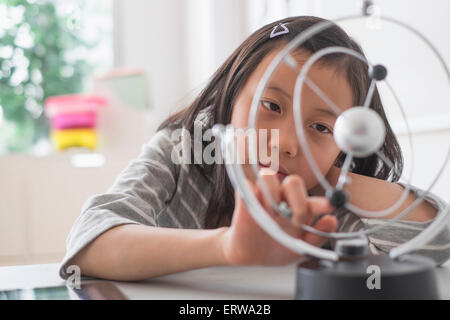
[[295, 254, 439, 299]]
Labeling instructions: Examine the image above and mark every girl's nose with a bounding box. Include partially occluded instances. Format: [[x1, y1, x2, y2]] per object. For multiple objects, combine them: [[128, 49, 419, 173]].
[[276, 125, 300, 158], [280, 138, 299, 158]]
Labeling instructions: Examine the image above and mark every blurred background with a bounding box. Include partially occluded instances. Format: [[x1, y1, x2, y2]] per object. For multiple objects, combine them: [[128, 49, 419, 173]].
[[0, 0, 449, 266]]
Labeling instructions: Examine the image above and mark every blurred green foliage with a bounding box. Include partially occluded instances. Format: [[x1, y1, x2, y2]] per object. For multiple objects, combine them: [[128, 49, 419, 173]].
[[0, 0, 93, 153]]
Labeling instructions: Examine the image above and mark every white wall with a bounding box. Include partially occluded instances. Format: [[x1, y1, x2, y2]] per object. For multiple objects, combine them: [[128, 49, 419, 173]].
[[183, 0, 248, 97], [114, 0, 187, 125]]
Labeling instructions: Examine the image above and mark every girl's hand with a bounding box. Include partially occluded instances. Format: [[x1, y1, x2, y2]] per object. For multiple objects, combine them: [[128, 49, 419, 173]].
[[220, 169, 338, 266]]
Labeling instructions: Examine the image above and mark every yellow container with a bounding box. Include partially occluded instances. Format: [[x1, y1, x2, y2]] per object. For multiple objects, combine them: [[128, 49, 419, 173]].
[[51, 128, 97, 151]]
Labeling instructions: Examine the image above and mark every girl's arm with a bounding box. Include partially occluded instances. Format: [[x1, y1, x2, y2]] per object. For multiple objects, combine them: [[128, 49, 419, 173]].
[[317, 166, 450, 266], [62, 126, 330, 281], [312, 166, 438, 222], [59, 128, 189, 280], [70, 174, 338, 281], [69, 224, 228, 281]]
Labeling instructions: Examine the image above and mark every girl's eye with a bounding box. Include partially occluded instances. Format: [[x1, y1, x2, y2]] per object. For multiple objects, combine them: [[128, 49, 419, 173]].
[[311, 123, 332, 134], [261, 100, 281, 113]]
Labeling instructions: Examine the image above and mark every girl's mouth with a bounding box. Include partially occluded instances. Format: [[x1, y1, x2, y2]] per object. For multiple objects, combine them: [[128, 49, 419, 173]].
[[258, 162, 289, 182]]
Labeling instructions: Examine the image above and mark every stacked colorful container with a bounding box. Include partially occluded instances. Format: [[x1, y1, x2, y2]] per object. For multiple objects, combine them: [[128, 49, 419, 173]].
[[45, 94, 107, 151]]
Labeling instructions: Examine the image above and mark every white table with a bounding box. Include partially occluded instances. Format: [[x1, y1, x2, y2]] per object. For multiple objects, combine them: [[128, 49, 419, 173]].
[[1, 261, 449, 299]]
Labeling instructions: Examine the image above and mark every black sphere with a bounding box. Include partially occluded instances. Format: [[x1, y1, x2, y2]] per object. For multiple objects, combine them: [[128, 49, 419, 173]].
[[326, 189, 348, 208], [369, 64, 387, 81]]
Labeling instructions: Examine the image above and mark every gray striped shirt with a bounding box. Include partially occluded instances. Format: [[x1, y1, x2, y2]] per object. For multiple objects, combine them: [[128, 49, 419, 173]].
[[59, 108, 450, 279]]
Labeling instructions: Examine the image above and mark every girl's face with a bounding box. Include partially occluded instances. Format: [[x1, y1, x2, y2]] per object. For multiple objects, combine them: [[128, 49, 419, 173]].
[[230, 47, 353, 191]]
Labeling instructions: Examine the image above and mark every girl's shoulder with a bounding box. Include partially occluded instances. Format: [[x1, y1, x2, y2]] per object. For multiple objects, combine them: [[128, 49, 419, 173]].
[[148, 107, 216, 184], [157, 104, 215, 144]]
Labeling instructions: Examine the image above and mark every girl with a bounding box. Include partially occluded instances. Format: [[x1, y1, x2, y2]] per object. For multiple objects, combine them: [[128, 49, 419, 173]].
[[59, 16, 450, 281]]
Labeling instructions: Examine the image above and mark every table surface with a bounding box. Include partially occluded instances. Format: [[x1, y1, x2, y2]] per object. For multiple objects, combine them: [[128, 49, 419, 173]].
[[1, 260, 449, 299]]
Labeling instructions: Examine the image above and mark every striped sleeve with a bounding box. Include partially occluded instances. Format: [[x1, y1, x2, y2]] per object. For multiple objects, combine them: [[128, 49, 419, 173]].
[[359, 184, 450, 266], [58, 128, 179, 279]]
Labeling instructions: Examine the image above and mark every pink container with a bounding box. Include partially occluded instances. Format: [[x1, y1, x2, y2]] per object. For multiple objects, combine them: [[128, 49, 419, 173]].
[[51, 111, 97, 130], [45, 94, 107, 118]]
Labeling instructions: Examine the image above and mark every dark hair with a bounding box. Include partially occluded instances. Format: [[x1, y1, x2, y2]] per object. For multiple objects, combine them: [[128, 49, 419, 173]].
[[158, 16, 403, 229]]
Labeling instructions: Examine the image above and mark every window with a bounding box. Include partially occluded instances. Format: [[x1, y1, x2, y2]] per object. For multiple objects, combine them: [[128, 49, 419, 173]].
[[0, 0, 113, 155]]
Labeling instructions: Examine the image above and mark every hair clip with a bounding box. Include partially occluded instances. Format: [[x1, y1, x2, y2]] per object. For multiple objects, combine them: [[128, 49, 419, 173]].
[[270, 23, 290, 38]]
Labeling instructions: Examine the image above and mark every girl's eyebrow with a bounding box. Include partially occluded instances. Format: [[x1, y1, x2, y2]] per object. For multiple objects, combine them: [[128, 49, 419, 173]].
[[267, 85, 291, 99]]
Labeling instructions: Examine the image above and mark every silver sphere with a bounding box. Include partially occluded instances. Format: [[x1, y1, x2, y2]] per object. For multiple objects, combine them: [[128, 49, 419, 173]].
[[333, 107, 386, 157]]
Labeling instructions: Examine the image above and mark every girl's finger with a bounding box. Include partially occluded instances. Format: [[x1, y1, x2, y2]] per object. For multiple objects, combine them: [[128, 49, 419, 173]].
[[307, 196, 335, 216], [259, 168, 281, 217], [280, 175, 309, 228], [233, 179, 264, 226], [302, 215, 337, 247], [301, 196, 335, 226]]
